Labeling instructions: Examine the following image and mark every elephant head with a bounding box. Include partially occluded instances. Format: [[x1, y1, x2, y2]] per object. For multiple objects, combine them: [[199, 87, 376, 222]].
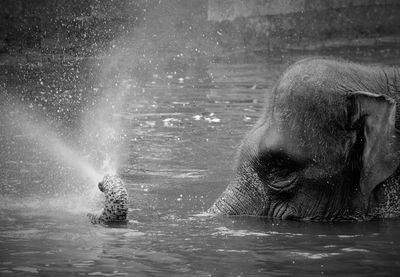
[[209, 62, 400, 221]]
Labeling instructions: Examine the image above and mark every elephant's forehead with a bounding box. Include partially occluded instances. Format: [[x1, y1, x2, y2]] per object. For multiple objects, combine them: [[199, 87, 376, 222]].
[[262, 124, 348, 167], [268, 101, 348, 159]]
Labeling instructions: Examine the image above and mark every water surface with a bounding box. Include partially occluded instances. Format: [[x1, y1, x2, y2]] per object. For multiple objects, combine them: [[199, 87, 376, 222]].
[[1, 49, 400, 276]]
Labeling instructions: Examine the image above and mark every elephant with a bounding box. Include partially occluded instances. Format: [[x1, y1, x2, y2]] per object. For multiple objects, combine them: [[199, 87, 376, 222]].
[[87, 174, 128, 224], [209, 57, 400, 221]]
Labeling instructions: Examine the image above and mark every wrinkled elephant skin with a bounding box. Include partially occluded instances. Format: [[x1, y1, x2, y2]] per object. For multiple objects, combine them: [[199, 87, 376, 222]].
[[209, 58, 400, 221]]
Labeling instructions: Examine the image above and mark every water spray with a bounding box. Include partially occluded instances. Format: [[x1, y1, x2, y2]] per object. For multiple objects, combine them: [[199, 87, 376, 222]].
[[14, 108, 103, 185]]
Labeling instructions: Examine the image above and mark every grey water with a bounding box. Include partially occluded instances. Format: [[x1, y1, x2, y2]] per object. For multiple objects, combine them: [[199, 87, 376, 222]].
[[1, 49, 400, 276]]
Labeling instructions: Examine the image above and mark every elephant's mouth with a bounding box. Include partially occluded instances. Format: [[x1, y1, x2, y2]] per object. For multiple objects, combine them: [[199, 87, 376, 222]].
[[266, 200, 298, 219], [268, 174, 298, 192]]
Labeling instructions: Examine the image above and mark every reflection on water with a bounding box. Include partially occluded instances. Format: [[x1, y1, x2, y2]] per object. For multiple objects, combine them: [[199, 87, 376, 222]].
[[1, 49, 400, 276]]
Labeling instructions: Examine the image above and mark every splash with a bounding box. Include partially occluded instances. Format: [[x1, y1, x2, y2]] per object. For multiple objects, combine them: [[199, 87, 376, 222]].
[[81, 80, 131, 177], [0, 53, 132, 219], [1, 87, 126, 191], [16, 111, 103, 184], [0, 82, 134, 217]]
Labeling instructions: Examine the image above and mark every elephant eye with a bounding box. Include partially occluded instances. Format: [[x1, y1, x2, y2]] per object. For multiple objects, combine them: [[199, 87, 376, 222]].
[[255, 150, 304, 179]]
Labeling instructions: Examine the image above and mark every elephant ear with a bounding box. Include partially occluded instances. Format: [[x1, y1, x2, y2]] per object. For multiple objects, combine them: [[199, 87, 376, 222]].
[[348, 91, 400, 197]]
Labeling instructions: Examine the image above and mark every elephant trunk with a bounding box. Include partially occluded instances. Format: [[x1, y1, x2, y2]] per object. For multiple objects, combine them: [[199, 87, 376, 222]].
[[370, 166, 400, 218], [209, 163, 268, 215]]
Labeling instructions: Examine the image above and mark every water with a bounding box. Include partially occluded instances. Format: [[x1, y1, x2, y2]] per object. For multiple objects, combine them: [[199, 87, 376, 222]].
[[1, 48, 400, 276]]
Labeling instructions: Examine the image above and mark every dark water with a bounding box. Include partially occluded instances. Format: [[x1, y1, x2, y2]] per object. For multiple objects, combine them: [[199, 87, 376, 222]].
[[1, 49, 400, 276]]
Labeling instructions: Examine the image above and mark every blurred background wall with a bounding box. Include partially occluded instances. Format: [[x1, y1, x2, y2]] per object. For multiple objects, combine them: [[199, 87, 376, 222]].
[[208, 0, 400, 51], [0, 0, 399, 56], [0, 0, 146, 55]]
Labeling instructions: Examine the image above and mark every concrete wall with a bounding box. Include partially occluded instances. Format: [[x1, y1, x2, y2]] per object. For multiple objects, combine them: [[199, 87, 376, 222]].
[[208, 0, 400, 51], [208, 0, 399, 20], [208, 0, 304, 20]]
